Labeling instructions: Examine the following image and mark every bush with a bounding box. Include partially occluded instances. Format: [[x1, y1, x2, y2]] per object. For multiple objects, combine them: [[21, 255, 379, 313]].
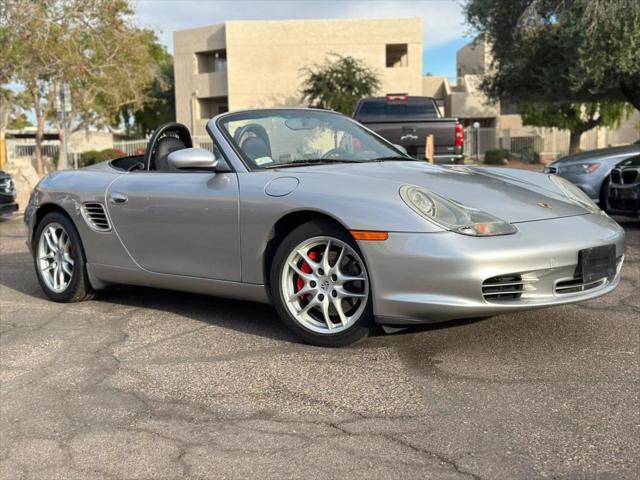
[[520, 147, 541, 164], [483, 149, 510, 165], [79, 148, 126, 168]]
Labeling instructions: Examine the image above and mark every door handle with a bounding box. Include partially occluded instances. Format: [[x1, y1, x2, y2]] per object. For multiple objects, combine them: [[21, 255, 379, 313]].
[[109, 192, 128, 204]]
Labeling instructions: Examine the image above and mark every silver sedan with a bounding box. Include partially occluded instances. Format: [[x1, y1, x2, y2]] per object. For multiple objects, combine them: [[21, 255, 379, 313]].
[[25, 109, 626, 346], [543, 140, 640, 207]]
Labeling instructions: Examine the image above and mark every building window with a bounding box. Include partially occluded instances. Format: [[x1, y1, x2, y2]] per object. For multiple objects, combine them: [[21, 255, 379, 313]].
[[195, 49, 227, 74], [198, 97, 229, 119], [386, 44, 408, 68]]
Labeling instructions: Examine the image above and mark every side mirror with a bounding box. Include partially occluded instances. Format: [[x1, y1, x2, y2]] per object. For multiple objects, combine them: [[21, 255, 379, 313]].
[[168, 147, 220, 170], [393, 144, 408, 155]]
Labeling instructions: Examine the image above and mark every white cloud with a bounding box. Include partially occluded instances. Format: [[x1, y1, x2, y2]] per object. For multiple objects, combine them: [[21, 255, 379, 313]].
[[132, 0, 469, 53]]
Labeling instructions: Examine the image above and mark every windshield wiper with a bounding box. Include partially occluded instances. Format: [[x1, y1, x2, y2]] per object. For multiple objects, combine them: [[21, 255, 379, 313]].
[[263, 159, 363, 169], [366, 156, 414, 162]]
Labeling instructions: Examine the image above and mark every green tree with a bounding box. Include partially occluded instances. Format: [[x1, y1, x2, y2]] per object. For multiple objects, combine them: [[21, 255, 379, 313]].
[[3, 0, 158, 172], [464, 0, 640, 152], [8, 112, 32, 130], [569, 1, 640, 110], [520, 102, 631, 154], [301, 54, 381, 115], [116, 35, 175, 137]]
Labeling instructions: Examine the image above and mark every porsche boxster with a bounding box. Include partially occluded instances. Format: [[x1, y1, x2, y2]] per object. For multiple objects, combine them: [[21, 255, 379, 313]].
[[25, 109, 626, 346]]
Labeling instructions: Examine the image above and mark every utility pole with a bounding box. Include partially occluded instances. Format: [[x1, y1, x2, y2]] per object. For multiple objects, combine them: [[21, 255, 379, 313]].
[[473, 121, 480, 163]]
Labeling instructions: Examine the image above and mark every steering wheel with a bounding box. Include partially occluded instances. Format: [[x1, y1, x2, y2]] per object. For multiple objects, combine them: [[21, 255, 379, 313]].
[[322, 147, 350, 159], [127, 161, 145, 172]]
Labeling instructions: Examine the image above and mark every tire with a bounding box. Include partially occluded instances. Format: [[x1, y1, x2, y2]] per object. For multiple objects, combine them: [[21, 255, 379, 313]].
[[270, 219, 374, 347], [33, 211, 94, 303]]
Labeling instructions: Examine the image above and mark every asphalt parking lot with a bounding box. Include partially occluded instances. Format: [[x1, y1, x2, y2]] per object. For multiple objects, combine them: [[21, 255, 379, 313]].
[[0, 214, 638, 480]]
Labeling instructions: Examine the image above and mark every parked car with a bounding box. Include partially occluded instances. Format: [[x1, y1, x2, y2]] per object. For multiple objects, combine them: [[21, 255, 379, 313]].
[[0, 171, 18, 218], [608, 155, 640, 217], [25, 109, 625, 347], [543, 140, 640, 208], [353, 95, 464, 164]]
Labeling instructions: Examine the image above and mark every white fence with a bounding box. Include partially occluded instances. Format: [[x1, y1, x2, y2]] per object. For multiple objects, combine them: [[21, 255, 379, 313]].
[[6, 139, 60, 162], [113, 136, 214, 156], [462, 126, 636, 160]]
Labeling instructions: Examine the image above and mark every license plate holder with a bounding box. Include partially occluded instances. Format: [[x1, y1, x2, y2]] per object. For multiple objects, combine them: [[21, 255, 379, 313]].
[[579, 245, 616, 282]]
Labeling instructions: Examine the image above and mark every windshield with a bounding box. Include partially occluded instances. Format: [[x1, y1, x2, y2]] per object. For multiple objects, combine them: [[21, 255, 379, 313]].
[[218, 109, 411, 169]]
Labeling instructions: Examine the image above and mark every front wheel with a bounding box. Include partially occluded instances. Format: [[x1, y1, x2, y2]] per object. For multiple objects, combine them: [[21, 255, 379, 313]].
[[34, 211, 94, 303], [270, 220, 374, 347]]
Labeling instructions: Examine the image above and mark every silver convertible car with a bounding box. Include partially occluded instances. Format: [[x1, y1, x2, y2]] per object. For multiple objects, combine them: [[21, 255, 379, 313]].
[[25, 109, 625, 347]]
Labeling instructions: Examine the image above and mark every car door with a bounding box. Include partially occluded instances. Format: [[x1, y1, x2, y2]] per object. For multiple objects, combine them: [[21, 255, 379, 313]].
[[105, 171, 241, 281]]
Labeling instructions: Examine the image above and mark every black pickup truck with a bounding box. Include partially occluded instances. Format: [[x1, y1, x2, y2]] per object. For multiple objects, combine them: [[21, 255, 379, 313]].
[[353, 95, 464, 164]]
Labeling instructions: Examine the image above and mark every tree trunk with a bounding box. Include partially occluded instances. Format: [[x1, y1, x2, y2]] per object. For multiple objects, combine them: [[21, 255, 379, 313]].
[[620, 79, 640, 112], [568, 130, 583, 154], [0, 98, 8, 171], [31, 88, 45, 175]]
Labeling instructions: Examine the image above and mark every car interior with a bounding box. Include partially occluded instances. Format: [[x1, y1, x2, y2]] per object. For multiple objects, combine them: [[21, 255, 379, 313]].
[[233, 124, 273, 162], [110, 122, 222, 173]]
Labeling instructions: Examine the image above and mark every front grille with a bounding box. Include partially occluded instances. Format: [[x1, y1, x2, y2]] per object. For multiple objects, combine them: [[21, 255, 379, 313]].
[[555, 276, 607, 294], [0, 178, 15, 194], [622, 169, 639, 185], [482, 275, 526, 301], [81, 203, 111, 232], [610, 169, 621, 184]]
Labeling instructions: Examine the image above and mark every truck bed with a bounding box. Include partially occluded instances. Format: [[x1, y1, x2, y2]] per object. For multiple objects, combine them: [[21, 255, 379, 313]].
[[354, 96, 464, 164]]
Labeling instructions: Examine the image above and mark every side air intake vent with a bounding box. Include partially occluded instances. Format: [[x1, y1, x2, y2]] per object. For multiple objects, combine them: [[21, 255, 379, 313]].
[[482, 275, 524, 301], [81, 202, 111, 232], [555, 276, 607, 294]]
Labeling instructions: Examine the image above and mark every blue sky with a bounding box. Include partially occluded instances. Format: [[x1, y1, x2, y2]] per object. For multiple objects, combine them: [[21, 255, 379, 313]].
[[133, 0, 472, 77]]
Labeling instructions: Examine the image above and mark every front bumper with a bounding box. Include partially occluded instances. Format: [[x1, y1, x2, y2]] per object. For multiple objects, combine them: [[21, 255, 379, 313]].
[[0, 201, 18, 217], [608, 184, 640, 216], [358, 213, 626, 325]]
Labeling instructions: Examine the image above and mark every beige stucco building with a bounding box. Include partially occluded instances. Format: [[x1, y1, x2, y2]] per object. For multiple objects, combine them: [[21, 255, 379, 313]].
[[174, 18, 423, 136]]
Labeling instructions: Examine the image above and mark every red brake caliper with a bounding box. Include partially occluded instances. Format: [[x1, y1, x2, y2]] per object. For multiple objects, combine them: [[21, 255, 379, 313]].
[[296, 251, 318, 299]]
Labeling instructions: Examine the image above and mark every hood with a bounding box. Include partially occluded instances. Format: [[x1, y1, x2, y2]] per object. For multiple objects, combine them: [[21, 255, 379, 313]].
[[551, 144, 640, 166], [282, 161, 588, 223]]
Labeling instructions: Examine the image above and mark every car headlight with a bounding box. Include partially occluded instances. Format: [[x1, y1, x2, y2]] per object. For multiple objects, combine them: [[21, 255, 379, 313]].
[[560, 163, 601, 174], [399, 185, 517, 236], [549, 175, 602, 214]]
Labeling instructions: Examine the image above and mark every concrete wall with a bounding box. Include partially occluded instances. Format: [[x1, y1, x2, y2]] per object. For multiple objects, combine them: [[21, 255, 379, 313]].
[[174, 18, 423, 136], [68, 131, 113, 153], [456, 38, 489, 77], [447, 75, 499, 120], [174, 24, 227, 135], [422, 76, 447, 99], [224, 18, 423, 112]]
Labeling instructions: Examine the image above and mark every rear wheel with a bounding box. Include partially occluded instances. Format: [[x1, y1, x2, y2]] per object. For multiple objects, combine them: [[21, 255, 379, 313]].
[[34, 212, 94, 303], [270, 220, 374, 347]]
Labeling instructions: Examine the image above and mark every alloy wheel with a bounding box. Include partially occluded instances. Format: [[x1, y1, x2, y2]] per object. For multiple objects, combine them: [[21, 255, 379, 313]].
[[281, 236, 369, 334], [37, 222, 75, 293]]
